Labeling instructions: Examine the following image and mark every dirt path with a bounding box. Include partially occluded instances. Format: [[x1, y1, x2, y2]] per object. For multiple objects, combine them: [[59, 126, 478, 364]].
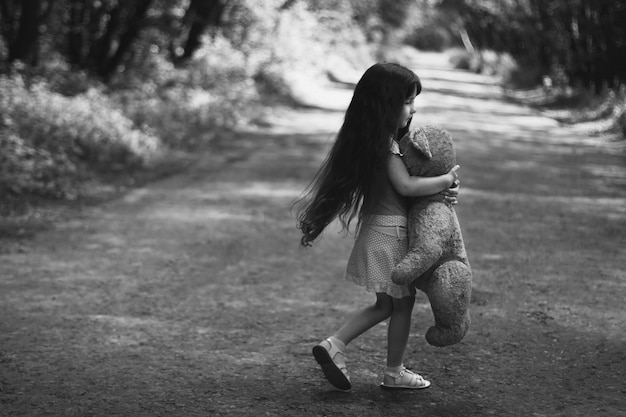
[[1, 53, 626, 417]]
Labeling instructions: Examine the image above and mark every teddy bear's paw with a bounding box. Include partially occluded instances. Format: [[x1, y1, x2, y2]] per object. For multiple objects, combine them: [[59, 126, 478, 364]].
[[390, 264, 415, 286], [425, 315, 470, 347]]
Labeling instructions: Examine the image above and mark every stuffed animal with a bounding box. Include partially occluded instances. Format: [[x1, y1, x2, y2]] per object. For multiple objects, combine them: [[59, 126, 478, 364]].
[[391, 125, 472, 347]]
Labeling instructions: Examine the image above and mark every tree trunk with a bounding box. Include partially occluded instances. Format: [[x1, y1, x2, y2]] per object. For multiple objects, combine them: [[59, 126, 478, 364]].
[[7, 0, 41, 65], [174, 0, 228, 63], [97, 0, 153, 80], [67, 0, 85, 66], [91, 4, 123, 74]]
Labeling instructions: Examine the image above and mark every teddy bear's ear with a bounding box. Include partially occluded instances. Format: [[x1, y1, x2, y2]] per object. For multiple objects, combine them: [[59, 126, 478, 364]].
[[409, 129, 433, 159]]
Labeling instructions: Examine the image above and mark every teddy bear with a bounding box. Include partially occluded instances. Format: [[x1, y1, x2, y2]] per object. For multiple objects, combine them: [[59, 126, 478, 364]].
[[391, 125, 472, 347]]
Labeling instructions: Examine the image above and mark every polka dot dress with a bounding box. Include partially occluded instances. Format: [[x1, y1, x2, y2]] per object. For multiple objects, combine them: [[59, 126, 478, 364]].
[[345, 215, 414, 299]]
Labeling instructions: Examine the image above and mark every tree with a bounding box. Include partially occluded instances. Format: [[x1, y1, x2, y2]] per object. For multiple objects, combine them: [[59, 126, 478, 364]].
[[66, 0, 154, 80], [438, 0, 626, 90], [170, 0, 229, 64], [0, 0, 54, 66]]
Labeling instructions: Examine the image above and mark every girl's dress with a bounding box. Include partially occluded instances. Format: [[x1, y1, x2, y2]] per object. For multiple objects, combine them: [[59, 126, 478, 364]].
[[345, 141, 414, 299]]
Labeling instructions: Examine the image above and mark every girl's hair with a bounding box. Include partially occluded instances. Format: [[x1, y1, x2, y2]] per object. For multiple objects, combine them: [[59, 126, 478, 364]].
[[296, 62, 421, 247]]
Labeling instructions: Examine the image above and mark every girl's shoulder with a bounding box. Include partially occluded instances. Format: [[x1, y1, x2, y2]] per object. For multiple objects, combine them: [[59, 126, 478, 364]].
[[390, 140, 402, 156]]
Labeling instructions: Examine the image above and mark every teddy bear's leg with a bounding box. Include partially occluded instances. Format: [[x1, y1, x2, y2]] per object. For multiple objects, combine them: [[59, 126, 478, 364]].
[[391, 204, 451, 285], [423, 260, 472, 347]]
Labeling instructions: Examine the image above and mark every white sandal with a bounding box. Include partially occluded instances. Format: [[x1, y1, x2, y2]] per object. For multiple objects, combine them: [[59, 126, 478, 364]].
[[381, 367, 431, 390], [312, 339, 351, 390]]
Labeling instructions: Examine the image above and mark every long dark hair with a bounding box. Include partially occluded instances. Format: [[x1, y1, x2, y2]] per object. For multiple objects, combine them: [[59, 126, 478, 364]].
[[296, 62, 421, 247]]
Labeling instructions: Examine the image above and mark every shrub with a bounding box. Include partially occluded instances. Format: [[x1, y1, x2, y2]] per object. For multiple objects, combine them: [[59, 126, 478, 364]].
[[0, 2, 376, 203], [448, 48, 527, 88], [112, 4, 373, 149], [405, 25, 451, 52], [448, 48, 473, 70], [0, 74, 161, 199], [611, 86, 626, 137], [0, 128, 79, 198], [112, 36, 259, 149]]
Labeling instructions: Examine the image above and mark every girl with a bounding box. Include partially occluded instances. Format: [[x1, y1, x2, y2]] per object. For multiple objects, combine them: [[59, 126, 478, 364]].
[[296, 63, 459, 390]]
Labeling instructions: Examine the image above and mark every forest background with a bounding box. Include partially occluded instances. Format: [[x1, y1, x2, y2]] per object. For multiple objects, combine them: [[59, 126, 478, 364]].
[[1, 0, 625, 218]]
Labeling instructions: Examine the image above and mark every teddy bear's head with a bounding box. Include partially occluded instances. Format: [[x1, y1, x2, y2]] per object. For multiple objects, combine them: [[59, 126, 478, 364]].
[[399, 125, 456, 178]]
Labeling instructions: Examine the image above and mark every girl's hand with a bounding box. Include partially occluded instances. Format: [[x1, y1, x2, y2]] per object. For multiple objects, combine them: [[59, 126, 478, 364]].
[[446, 165, 460, 187], [441, 178, 460, 205]]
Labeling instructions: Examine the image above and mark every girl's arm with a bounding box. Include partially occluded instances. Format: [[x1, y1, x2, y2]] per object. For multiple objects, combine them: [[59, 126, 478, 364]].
[[387, 154, 459, 197]]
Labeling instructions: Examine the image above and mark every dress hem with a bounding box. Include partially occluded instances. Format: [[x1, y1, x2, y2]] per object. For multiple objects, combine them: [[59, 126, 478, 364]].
[[345, 272, 414, 299]]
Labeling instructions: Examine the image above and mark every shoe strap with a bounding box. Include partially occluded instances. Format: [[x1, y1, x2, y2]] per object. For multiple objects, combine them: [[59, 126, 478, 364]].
[[322, 339, 343, 357], [321, 339, 347, 370], [398, 368, 426, 387]]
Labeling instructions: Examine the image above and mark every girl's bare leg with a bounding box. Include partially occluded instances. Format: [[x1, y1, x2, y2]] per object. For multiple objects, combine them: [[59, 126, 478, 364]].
[[332, 293, 394, 345], [386, 294, 416, 367]]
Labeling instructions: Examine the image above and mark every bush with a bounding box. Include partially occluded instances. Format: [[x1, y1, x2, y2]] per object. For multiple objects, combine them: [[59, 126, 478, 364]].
[[0, 128, 79, 198], [113, 4, 372, 150], [0, 74, 160, 199], [226, 2, 372, 97], [112, 36, 259, 149], [617, 111, 626, 136], [404, 25, 451, 52], [32, 54, 95, 96], [610, 86, 626, 137], [448, 48, 472, 70], [0, 2, 375, 203], [448, 48, 527, 87]]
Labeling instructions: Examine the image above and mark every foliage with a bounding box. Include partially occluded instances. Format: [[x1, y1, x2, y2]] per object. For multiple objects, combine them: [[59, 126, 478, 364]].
[[0, 126, 79, 199], [401, 3, 454, 51], [112, 35, 258, 149], [378, 0, 412, 29], [3, 0, 621, 206], [438, 0, 626, 91], [0, 74, 160, 198], [0, 0, 380, 203], [111, 1, 372, 149]]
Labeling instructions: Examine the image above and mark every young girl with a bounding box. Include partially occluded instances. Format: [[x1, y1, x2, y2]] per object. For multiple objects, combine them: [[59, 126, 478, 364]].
[[296, 62, 459, 390]]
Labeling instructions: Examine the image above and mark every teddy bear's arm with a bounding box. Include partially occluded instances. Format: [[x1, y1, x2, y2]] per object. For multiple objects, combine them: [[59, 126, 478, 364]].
[[391, 205, 454, 285]]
